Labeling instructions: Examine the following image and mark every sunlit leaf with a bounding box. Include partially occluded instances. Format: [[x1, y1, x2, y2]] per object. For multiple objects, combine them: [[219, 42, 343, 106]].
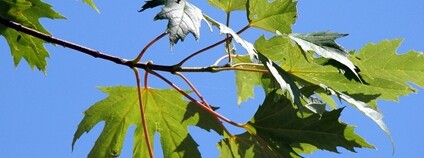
[[141, 0, 205, 46], [255, 36, 424, 109], [203, 14, 258, 61], [257, 53, 302, 108], [218, 90, 373, 157], [288, 32, 360, 79], [233, 55, 263, 104], [82, 0, 100, 12], [247, 0, 297, 33], [208, 0, 247, 12], [72, 86, 223, 157], [0, 0, 64, 73], [352, 39, 424, 97], [320, 84, 394, 151]]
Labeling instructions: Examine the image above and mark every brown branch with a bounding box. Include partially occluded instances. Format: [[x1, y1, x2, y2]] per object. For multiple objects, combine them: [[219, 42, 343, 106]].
[[0, 17, 263, 75], [0, 16, 133, 67]]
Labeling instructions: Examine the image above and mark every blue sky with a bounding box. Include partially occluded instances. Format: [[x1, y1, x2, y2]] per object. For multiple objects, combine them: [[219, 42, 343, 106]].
[[1, 0, 423, 157]]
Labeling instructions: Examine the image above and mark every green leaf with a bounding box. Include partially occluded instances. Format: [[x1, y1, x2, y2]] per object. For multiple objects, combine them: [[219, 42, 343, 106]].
[[219, 90, 373, 157], [72, 86, 223, 158], [0, 0, 64, 73], [208, 0, 247, 12], [321, 84, 394, 151], [255, 36, 420, 151], [247, 0, 297, 33], [233, 55, 263, 104], [253, 35, 377, 107], [148, 0, 205, 46], [82, 0, 100, 13], [204, 15, 302, 106], [257, 53, 302, 109], [352, 39, 424, 97], [288, 32, 359, 79]]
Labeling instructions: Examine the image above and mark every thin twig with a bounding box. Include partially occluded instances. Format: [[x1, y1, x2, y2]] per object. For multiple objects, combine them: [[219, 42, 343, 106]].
[[148, 70, 244, 128], [133, 32, 167, 63], [174, 72, 232, 135], [174, 72, 211, 108], [133, 68, 154, 158], [225, 12, 232, 64], [175, 24, 251, 67], [213, 55, 230, 66]]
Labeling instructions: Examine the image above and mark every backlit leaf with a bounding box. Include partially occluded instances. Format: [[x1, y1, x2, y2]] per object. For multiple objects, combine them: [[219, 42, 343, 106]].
[[255, 35, 412, 108], [233, 55, 263, 104], [208, 0, 247, 12], [247, 0, 297, 33], [218, 90, 373, 157], [72, 86, 223, 157], [321, 84, 394, 151], [0, 0, 64, 73], [82, 0, 100, 12], [257, 53, 302, 108], [352, 39, 424, 97]]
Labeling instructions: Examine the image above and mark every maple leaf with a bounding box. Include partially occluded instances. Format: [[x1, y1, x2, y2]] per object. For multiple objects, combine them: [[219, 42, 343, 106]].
[[254, 36, 424, 150], [288, 32, 360, 79], [257, 37, 424, 105], [140, 0, 206, 46], [204, 15, 301, 106], [247, 0, 297, 33], [72, 86, 223, 158], [257, 53, 302, 108], [0, 0, 64, 73], [233, 55, 263, 104], [218, 90, 373, 157], [321, 84, 394, 151], [208, 0, 247, 12], [352, 39, 424, 98], [82, 0, 100, 13]]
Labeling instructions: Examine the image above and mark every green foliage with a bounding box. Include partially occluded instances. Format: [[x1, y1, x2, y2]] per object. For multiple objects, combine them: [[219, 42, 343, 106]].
[[208, 0, 247, 12], [72, 86, 223, 157], [288, 32, 359, 78], [82, 0, 99, 12], [219, 90, 373, 158], [247, 0, 297, 33], [233, 55, 263, 104], [1, 0, 423, 157], [0, 0, 64, 72], [352, 39, 424, 100]]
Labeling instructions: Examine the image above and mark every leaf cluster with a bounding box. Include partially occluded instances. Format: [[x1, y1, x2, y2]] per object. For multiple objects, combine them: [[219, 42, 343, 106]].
[[1, 0, 424, 158]]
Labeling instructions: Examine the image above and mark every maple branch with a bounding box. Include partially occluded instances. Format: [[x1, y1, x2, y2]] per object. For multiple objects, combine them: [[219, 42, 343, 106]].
[[0, 17, 133, 67], [0, 17, 259, 74]]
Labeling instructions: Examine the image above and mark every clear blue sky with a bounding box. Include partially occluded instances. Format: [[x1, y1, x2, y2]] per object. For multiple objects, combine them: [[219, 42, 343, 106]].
[[1, 0, 423, 157]]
